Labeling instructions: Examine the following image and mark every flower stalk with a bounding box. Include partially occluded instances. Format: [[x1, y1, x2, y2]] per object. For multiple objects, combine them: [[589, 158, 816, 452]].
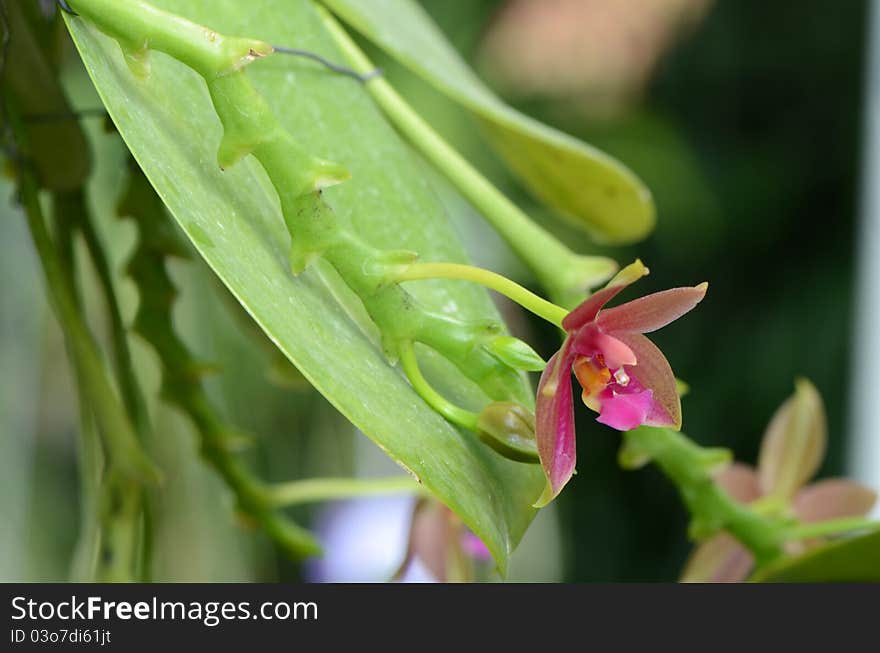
[[624, 427, 786, 565], [268, 476, 426, 507], [399, 340, 481, 431], [315, 5, 617, 305], [394, 262, 568, 327]]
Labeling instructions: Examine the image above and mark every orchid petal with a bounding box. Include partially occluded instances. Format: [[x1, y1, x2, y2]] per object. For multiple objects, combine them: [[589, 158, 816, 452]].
[[534, 339, 578, 507], [596, 390, 653, 431], [715, 463, 762, 504], [394, 499, 455, 582], [680, 533, 754, 583], [793, 479, 878, 523], [757, 379, 826, 501], [570, 325, 637, 368], [460, 532, 492, 561], [597, 283, 708, 334], [562, 259, 649, 331], [613, 332, 681, 429]]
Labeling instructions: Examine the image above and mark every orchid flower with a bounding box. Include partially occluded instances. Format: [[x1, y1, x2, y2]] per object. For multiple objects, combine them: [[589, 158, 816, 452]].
[[393, 499, 491, 583], [535, 260, 707, 506], [680, 379, 877, 582]]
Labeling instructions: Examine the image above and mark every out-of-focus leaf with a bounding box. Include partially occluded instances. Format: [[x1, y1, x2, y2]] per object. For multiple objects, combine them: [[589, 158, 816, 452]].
[[2, 2, 90, 190], [66, 0, 543, 572], [752, 531, 880, 582], [318, 0, 655, 244]]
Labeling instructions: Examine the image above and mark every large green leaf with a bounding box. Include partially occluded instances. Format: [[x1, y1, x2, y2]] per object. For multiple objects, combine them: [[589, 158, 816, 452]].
[[752, 531, 880, 582], [66, 0, 544, 573], [319, 0, 655, 244]]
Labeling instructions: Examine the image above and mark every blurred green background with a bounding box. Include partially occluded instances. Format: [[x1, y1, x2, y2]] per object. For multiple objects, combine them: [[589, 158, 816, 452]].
[[0, 0, 869, 581]]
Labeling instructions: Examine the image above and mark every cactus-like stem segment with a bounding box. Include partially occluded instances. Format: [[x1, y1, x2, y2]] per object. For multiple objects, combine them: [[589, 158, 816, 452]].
[[64, 0, 534, 429]]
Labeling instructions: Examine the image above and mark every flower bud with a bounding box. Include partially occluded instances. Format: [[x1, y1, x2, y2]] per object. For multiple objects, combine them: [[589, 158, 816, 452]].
[[485, 336, 546, 372], [477, 402, 539, 463]]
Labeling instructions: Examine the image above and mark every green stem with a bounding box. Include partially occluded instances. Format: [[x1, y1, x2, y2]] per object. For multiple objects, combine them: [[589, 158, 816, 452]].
[[120, 165, 321, 559], [74, 194, 151, 437], [316, 6, 614, 304], [399, 340, 480, 431], [95, 476, 143, 583], [747, 494, 787, 517], [69, 402, 102, 581], [16, 156, 151, 582], [67, 0, 272, 78], [47, 193, 103, 582], [786, 517, 880, 541], [396, 262, 567, 327], [268, 476, 426, 507], [624, 427, 786, 565], [18, 163, 157, 486]]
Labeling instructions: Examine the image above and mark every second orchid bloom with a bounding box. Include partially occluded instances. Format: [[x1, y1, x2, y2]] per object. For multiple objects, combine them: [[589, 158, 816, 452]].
[[535, 260, 707, 505]]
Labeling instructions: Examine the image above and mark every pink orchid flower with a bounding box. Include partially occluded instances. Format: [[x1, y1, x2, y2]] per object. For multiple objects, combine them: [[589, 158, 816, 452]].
[[681, 379, 877, 582], [535, 260, 707, 506], [393, 499, 491, 583]]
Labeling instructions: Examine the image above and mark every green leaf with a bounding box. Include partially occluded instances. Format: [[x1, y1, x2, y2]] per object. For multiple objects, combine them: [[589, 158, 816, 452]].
[[752, 531, 880, 582], [318, 0, 655, 244], [66, 0, 543, 573]]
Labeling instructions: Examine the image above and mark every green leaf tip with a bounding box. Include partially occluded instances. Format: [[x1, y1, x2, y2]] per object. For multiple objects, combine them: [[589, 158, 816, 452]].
[[318, 0, 656, 244]]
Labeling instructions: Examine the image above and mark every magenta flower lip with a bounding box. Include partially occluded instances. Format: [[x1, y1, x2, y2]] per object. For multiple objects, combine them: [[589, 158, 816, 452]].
[[535, 260, 707, 506]]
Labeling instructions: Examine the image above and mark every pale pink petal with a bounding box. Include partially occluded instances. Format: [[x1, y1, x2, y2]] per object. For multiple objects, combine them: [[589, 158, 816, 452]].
[[460, 532, 492, 561], [570, 325, 638, 369], [393, 500, 456, 582], [714, 463, 762, 504], [613, 332, 681, 429], [596, 390, 653, 431], [757, 379, 827, 500], [562, 260, 649, 331], [534, 339, 578, 506], [680, 533, 755, 583], [793, 479, 878, 523], [597, 283, 707, 334]]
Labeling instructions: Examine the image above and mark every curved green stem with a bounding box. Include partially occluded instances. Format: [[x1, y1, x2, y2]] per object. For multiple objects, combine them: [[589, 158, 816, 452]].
[[624, 427, 786, 566], [316, 6, 615, 304], [396, 262, 567, 327], [268, 476, 426, 507], [785, 517, 880, 541], [399, 340, 480, 431], [16, 151, 152, 582], [17, 159, 157, 486], [74, 193, 151, 437]]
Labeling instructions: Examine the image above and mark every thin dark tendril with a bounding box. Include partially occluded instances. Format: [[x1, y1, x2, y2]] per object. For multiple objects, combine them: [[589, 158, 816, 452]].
[[24, 108, 108, 123], [271, 45, 382, 83], [0, 2, 13, 158], [56, 0, 78, 16]]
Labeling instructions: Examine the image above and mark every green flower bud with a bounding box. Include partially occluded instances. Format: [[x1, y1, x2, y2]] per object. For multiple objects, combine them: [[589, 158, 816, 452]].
[[477, 402, 539, 463], [485, 336, 546, 372]]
